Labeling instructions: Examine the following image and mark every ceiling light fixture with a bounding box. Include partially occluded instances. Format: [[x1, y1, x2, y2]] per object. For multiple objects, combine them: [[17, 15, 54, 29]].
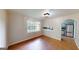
[[42, 9, 52, 17]]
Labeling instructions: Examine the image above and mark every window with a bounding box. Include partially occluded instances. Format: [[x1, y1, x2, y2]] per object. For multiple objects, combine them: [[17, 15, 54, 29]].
[[27, 20, 41, 33]]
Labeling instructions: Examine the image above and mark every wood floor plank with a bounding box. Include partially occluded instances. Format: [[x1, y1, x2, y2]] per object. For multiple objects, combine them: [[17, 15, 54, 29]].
[[8, 35, 78, 50]]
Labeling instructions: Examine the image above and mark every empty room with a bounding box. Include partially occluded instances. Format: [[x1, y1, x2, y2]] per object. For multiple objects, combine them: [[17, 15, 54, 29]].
[[0, 9, 79, 50]]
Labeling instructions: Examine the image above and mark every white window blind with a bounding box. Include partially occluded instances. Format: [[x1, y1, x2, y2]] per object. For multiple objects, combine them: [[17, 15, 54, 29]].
[[27, 20, 41, 33]]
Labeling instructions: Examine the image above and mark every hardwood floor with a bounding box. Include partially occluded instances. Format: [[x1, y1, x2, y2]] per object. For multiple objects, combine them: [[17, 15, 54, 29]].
[[8, 35, 78, 50]]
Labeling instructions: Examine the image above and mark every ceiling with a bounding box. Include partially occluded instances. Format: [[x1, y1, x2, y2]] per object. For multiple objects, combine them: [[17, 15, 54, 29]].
[[9, 9, 79, 19]]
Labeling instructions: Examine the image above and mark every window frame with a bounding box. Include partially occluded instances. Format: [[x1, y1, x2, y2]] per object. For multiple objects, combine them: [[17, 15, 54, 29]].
[[26, 20, 41, 33]]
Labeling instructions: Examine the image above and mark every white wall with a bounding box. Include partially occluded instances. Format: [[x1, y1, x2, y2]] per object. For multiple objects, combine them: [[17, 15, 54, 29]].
[[43, 13, 79, 48], [0, 10, 7, 49], [7, 11, 42, 46], [42, 18, 62, 40]]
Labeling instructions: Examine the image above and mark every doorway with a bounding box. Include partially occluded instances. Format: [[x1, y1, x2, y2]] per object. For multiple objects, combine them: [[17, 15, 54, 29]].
[[61, 19, 76, 39]]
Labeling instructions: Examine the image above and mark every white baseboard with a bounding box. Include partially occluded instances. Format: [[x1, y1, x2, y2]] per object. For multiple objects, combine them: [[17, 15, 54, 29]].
[[0, 46, 8, 50], [8, 34, 61, 47], [8, 34, 42, 47], [43, 34, 61, 41]]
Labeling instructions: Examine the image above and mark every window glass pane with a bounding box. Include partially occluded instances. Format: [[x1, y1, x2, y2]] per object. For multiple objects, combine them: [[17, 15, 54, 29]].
[[27, 20, 40, 33]]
